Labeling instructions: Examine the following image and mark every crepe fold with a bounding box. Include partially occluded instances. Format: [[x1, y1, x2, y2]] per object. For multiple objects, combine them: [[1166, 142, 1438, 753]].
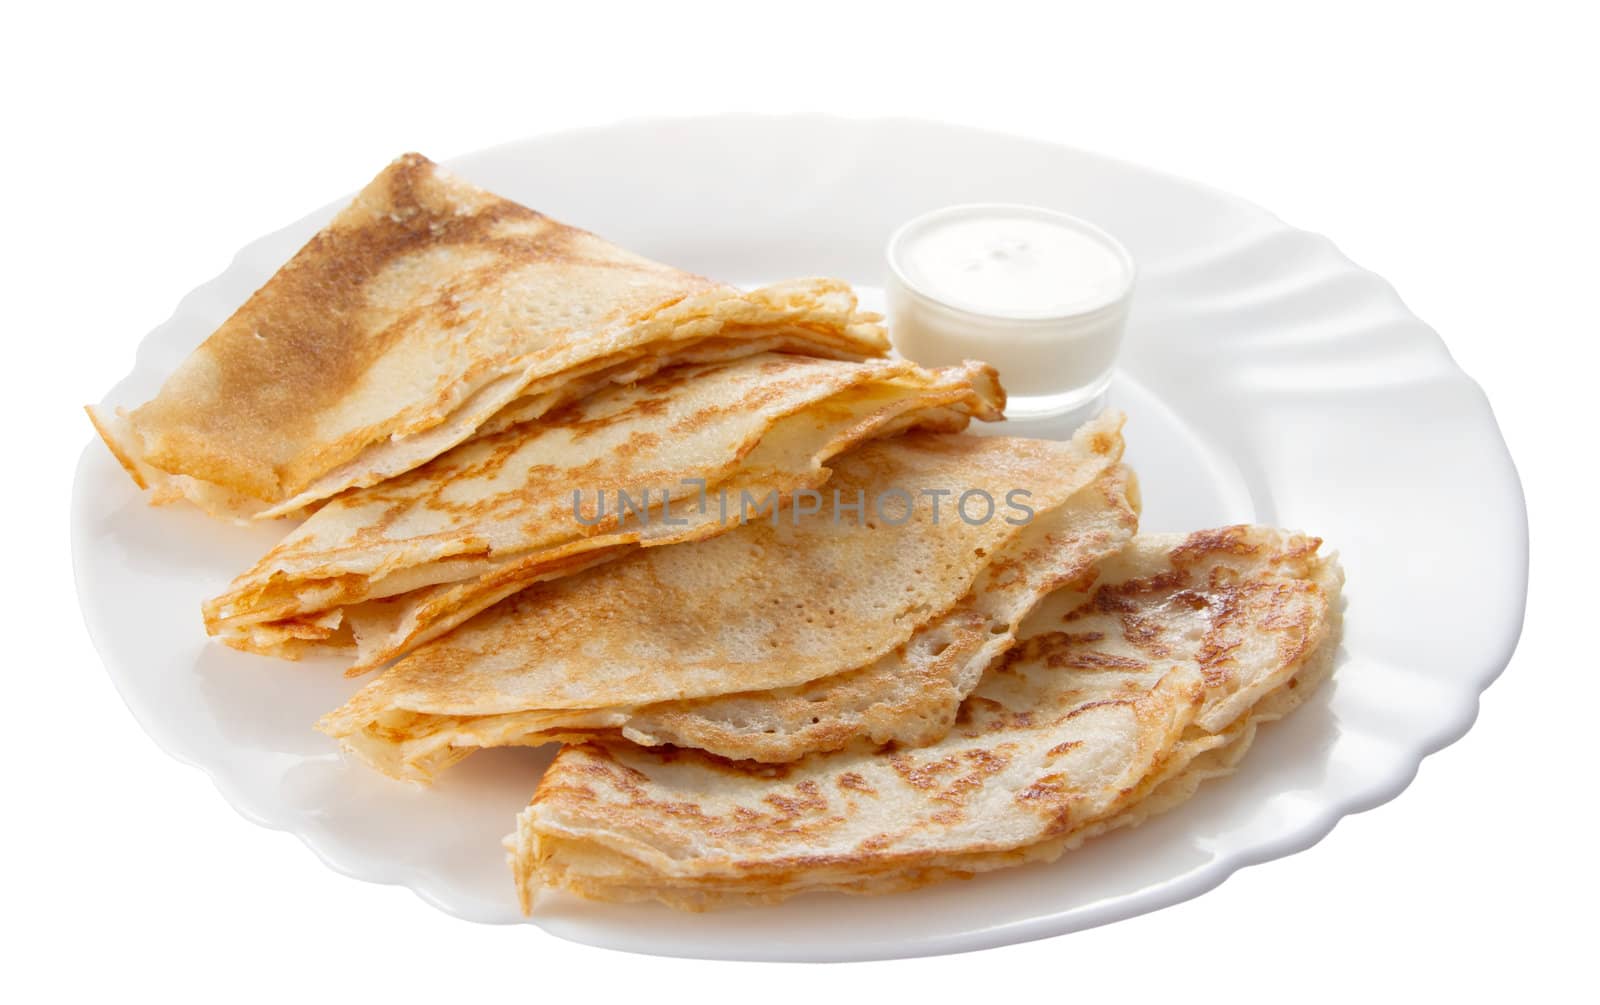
[[318, 413, 1132, 781], [508, 526, 1343, 911], [205, 353, 1005, 672], [86, 153, 888, 520]]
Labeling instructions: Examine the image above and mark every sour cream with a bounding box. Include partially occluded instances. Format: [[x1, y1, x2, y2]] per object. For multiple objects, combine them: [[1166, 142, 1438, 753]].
[[886, 204, 1135, 416]]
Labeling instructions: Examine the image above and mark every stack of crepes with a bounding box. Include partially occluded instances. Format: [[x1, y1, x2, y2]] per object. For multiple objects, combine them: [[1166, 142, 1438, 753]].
[[87, 153, 1343, 914], [508, 525, 1342, 909], [317, 415, 1140, 779], [202, 352, 1005, 670]]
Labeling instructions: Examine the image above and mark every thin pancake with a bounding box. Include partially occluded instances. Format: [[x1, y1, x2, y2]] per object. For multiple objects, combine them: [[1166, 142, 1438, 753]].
[[509, 526, 1343, 910], [86, 153, 887, 519], [203, 354, 1005, 670], [319, 414, 1128, 781], [440, 464, 1138, 764]]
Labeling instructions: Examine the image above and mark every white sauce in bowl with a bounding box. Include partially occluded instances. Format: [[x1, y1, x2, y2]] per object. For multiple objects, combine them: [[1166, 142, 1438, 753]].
[[895, 210, 1131, 318], [886, 205, 1136, 415]]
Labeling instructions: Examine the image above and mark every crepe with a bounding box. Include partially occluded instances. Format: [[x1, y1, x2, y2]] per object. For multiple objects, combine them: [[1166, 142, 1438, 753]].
[[204, 353, 1005, 671], [86, 153, 888, 520], [592, 464, 1137, 762], [319, 413, 1130, 781], [508, 525, 1343, 911], [330, 463, 1137, 768]]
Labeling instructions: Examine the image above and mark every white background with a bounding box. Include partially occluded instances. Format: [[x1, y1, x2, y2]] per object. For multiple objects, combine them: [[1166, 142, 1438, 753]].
[[6, 1, 1591, 998]]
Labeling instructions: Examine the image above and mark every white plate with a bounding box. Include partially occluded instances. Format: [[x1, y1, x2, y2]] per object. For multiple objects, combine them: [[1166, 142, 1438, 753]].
[[72, 116, 1527, 962]]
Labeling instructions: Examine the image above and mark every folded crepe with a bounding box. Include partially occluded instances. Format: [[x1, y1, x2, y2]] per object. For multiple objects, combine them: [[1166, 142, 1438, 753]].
[[206, 353, 1005, 671], [509, 526, 1343, 911], [86, 153, 889, 520], [319, 413, 1131, 781], [592, 464, 1137, 763]]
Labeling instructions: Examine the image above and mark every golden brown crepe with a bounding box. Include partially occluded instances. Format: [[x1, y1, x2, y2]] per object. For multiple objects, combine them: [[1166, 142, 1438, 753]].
[[203, 353, 1005, 672], [591, 464, 1137, 763], [318, 414, 1130, 781], [509, 526, 1343, 911], [86, 153, 888, 520]]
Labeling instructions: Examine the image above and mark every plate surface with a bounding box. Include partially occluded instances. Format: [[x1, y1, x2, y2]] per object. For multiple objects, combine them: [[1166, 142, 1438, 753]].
[[72, 116, 1527, 961]]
